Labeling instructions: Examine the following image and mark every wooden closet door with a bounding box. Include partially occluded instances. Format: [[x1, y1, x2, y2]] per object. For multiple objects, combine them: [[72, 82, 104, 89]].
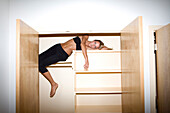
[[16, 19, 39, 113], [121, 16, 144, 113], [156, 24, 170, 113]]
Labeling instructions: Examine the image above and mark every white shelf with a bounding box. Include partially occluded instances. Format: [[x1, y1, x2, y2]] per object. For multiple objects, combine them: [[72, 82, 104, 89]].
[[74, 69, 121, 74], [73, 50, 121, 54], [75, 87, 122, 94], [76, 105, 122, 113], [48, 61, 72, 67], [39, 30, 121, 34]]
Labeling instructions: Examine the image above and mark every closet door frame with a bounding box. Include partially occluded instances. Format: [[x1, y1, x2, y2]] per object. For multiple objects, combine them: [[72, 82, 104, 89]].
[[121, 16, 144, 113], [16, 19, 39, 113], [155, 24, 170, 113], [149, 25, 163, 113]]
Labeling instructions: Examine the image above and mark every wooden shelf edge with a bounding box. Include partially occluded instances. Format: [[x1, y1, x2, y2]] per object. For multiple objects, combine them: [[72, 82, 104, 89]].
[[75, 87, 122, 94], [73, 50, 121, 54], [39, 32, 121, 37], [74, 69, 122, 74], [48, 66, 72, 68], [47, 61, 72, 68], [75, 92, 122, 95]]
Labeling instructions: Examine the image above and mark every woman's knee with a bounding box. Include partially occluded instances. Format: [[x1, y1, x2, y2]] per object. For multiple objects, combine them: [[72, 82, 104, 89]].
[[39, 60, 48, 73], [39, 65, 48, 73]]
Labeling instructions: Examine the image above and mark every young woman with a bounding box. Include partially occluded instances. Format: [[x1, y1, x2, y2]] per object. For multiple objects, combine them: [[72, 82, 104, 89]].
[[39, 34, 111, 97]]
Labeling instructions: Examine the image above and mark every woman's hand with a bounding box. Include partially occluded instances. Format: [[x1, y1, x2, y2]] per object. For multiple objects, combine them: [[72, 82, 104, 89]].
[[84, 61, 89, 70], [80, 35, 89, 70]]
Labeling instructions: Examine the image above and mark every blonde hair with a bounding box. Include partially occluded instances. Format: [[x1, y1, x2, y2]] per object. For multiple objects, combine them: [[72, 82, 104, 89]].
[[99, 45, 104, 49], [94, 40, 104, 49]]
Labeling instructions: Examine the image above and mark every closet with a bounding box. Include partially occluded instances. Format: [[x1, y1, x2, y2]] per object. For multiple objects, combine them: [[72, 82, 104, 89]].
[[16, 16, 144, 113]]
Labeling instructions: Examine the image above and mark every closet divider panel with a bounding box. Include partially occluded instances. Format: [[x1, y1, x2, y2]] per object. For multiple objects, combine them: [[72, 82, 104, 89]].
[[121, 16, 144, 113], [16, 19, 39, 113]]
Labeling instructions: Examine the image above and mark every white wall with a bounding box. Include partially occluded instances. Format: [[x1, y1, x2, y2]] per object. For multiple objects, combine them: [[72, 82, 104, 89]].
[[8, 0, 170, 113], [0, 0, 9, 113]]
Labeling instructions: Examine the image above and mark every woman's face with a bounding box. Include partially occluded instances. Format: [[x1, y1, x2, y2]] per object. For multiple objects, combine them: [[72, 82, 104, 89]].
[[89, 41, 100, 49]]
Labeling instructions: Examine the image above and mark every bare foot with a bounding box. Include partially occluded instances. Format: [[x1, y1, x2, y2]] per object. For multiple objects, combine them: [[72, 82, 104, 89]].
[[50, 83, 58, 98]]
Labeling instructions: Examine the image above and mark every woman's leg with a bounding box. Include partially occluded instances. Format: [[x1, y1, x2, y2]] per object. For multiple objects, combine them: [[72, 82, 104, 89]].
[[39, 44, 61, 97], [39, 56, 60, 97], [39, 44, 68, 97], [42, 71, 58, 97]]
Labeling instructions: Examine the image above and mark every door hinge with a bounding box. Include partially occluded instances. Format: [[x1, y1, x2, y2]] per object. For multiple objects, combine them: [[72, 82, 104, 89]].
[[155, 96, 158, 111], [154, 32, 157, 54], [154, 44, 157, 51]]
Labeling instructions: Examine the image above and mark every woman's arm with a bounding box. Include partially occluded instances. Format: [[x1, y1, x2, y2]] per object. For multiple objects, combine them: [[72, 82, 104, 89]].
[[80, 35, 89, 70], [86, 45, 113, 50]]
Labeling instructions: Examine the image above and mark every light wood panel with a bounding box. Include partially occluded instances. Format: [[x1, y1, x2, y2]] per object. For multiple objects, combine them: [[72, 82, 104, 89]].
[[16, 19, 39, 113], [156, 23, 170, 113], [121, 16, 144, 113]]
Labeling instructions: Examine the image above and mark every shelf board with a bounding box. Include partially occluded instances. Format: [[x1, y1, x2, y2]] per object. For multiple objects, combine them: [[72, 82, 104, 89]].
[[75, 87, 122, 94], [76, 105, 122, 113], [47, 61, 72, 68], [39, 32, 121, 37], [73, 50, 121, 54], [75, 69, 121, 74]]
